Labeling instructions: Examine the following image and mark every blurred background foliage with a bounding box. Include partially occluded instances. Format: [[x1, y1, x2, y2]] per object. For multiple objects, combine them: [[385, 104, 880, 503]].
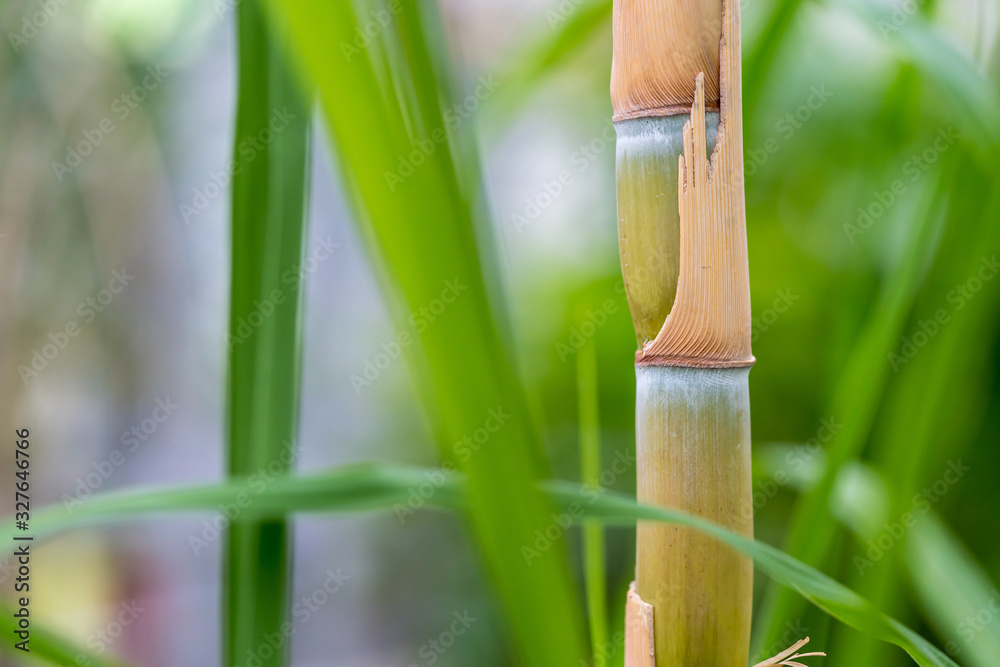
[[0, 0, 999, 664]]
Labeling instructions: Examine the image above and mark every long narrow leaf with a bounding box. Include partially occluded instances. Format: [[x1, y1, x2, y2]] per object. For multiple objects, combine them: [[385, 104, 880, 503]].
[[578, 338, 608, 662], [546, 482, 959, 667], [755, 161, 950, 649], [837, 0, 1000, 154], [907, 515, 1000, 667], [0, 603, 131, 667], [226, 2, 310, 666], [830, 160, 1000, 663], [12, 465, 956, 667], [264, 0, 589, 664]]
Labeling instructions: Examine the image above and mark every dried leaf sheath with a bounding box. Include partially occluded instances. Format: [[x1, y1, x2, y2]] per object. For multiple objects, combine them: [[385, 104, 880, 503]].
[[641, 15, 751, 366]]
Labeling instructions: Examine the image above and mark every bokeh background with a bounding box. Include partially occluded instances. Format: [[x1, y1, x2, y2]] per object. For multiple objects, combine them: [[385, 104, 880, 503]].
[[0, 0, 998, 665]]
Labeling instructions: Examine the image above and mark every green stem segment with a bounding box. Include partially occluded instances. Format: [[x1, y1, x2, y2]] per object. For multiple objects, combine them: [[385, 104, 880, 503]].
[[616, 115, 718, 345]]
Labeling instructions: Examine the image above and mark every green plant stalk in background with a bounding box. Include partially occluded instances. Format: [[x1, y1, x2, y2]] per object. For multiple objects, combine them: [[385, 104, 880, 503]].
[[225, 1, 310, 665], [578, 337, 609, 661]]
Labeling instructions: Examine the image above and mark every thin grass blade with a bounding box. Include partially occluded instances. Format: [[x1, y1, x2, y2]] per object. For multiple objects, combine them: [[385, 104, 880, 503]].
[[225, 2, 310, 665], [578, 337, 608, 661], [0, 604, 132, 667], [754, 160, 951, 650], [907, 515, 1000, 666], [14, 466, 957, 667]]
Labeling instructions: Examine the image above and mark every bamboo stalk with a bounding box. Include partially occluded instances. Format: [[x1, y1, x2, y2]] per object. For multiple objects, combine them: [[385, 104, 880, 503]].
[[612, 0, 754, 663]]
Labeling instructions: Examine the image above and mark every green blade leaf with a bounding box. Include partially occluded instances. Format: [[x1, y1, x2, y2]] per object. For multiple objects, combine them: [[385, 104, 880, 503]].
[[824, 160, 1000, 663], [225, 2, 311, 665], [836, 0, 1000, 155], [0, 603, 132, 667], [16, 464, 955, 667], [546, 483, 959, 667], [755, 160, 951, 650], [491, 0, 612, 118], [263, 0, 589, 664], [907, 514, 1000, 667], [578, 337, 608, 662], [743, 0, 808, 115]]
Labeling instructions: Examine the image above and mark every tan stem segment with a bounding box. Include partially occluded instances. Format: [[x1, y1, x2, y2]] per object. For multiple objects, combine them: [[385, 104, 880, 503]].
[[634, 365, 753, 666]]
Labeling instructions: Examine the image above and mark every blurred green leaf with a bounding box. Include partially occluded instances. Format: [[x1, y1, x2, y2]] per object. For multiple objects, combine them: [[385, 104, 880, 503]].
[[578, 337, 608, 662], [755, 158, 952, 651], [0, 605, 131, 667], [846, 166, 1000, 666], [828, 160, 1000, 665], [225, 2, 311, 666], [263, 0, 588, 664], [837, 0, 1000, 155], [907, 514, 1000, 667], [16, 465, 956, 667], [491, 0, 612, 117], [743, 0, 808, 115]]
